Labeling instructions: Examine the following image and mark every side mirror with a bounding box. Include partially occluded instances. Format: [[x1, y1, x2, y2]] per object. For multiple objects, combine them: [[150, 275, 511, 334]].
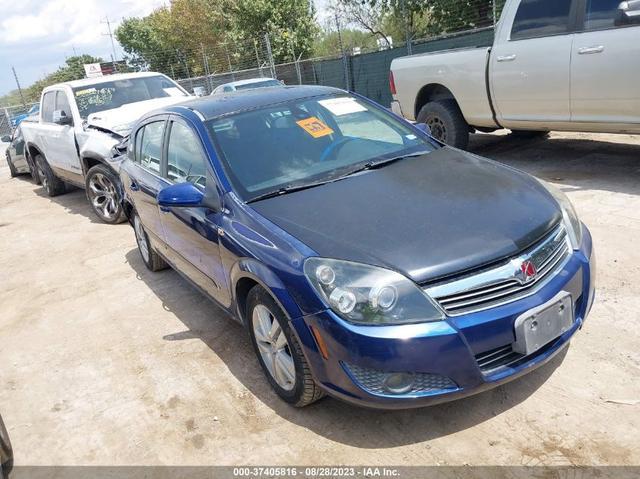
[[157, 182, 204, 208], [1, 135, 10, 143], [415, 122, 432, 136], [53, 110, 73, 126], [616, 0, 640, 25]]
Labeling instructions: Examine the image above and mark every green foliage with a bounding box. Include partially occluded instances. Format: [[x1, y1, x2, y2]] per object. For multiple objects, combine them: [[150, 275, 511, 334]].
[[225, 0, 319, 62], [313, 29, 378, 57]]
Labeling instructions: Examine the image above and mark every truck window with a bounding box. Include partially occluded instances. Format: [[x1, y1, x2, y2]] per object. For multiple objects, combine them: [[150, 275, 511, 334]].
[[41, 92, 56, 123], [585, 0, 627, 30], [55, 92, 74, 126], [137, 121, 165, 174], [511, 0, 572, 40]]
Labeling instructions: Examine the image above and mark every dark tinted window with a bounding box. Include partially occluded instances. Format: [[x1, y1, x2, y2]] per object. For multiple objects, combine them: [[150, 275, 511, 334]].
[[511, 0, 572, 40], [166, 122, 207, 188], [137, 121, 165, 174], [41, 92, 56, 123], [585, 0, 624, 30]]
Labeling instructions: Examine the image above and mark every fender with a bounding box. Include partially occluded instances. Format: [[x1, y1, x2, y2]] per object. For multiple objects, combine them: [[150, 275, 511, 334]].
[[229, 258, 304, 324]]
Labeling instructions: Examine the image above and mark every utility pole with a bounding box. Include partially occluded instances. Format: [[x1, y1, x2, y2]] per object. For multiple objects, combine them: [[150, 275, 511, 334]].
[[101, 16, 119, 70], [402, 0, 412, 55], [11, 66, 26, 108], [334, 10, 349, 90]]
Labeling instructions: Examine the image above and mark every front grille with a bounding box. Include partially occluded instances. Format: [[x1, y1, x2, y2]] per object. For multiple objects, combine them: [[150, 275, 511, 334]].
[[475, 345, 523, 373], [344, 363, 457, 396], [425, 225, 571, 316]]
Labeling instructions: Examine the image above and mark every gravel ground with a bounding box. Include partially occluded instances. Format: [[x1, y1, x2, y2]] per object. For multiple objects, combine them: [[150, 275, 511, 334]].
[[0, 131, 638, 467]]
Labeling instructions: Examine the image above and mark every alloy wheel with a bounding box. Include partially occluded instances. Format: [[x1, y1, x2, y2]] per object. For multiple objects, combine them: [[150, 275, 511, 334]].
[[133, 214, 150, 264], [88, 173, 119, 220], [252, 304, 296, 391]]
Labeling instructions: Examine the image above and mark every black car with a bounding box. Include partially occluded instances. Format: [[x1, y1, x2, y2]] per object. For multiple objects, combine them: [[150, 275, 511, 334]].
[[3, 126, 38, 182]]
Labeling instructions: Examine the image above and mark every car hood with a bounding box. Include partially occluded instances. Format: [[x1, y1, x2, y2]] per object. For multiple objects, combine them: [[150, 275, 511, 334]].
[[86, 96, 188, 136], [251, 147, 562, 284]]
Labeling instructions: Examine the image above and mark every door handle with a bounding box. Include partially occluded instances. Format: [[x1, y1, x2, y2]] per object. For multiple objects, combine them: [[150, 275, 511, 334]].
[[130, 180, 140, 191], [496, 54, 517, 62], [578, 45, 604, 55]]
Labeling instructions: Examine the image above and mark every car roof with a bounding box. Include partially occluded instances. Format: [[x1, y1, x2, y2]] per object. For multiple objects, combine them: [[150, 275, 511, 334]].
[[47, 72, 169, 90], [221, 77, 280, 88], [167, 85, 345, 120]]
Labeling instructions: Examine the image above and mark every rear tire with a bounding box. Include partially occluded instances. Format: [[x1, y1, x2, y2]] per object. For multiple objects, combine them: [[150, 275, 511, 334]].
[[85, 164, 126, 224], [6, 155, 17, 178], [35, 154, 65, 197], [27, 154, 41, 184], [510, 130, 550, 140], [132, 210, 168, 272], [246, 285, 324, 407], [417, 99, 469, 150]]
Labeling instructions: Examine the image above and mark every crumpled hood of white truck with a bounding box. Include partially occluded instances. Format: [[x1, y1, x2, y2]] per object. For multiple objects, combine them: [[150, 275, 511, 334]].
[[86, 96, 189, 136]]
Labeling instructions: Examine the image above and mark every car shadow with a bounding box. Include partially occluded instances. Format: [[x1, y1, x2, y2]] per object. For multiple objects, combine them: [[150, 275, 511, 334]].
[[33, 186, 113, 225], [125, 248, 568, 448], [468, 132, 640, 197]]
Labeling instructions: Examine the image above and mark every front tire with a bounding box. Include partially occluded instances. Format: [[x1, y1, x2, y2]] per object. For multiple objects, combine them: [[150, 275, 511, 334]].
[[132, 211, 168, 272], [85, 164, 126, 224], [246, 286, 324, 407], [417, 99, 469, 150], [6, 155, 17, 178], [35, 155, 65, 197]]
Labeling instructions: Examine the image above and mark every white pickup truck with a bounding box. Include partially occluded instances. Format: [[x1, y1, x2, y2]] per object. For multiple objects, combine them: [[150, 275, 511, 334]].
[[390, 0, 640, 149], [21, 72, 189, 223]]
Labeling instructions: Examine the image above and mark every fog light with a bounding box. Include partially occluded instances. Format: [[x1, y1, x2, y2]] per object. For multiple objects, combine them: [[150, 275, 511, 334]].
[[383, 372, 415, 394]]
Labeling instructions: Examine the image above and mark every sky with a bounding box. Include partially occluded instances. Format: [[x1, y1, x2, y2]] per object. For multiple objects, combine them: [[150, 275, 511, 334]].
[[0, 0, 332, 100]]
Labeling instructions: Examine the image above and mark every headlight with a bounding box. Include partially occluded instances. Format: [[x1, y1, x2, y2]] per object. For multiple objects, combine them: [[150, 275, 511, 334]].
[[304, 258, 444, 325], [539, 180, 583, 250]]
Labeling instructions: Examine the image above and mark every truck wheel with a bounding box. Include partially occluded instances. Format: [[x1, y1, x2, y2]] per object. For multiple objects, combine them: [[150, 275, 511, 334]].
[[417, 100, 469, 150], [35, 155, 66, 197], [510, 130, 550, 140], [27, 154, 41, 184], [85, 164, 126, 224], [246, 285, 324, 407], [6, 155, 17, 178], [132, 210, 168, 272]]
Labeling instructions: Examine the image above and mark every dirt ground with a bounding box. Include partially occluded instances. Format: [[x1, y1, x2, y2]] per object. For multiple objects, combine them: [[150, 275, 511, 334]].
[[0, 131, 639, 467]]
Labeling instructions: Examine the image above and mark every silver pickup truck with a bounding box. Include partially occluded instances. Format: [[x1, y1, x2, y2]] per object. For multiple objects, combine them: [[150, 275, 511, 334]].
[[390, 0, 640, 149], [21, 72, 189, 223]]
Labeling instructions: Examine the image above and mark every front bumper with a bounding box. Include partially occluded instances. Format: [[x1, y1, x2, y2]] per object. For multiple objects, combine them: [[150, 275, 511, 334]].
[[292, 227, 595, 409]]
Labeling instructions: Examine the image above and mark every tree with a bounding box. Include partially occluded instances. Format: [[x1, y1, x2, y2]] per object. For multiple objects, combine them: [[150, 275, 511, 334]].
[[225, 0, 319, 62]]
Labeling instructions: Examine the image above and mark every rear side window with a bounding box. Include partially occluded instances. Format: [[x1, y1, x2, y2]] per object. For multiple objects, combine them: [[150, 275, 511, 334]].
[[41, 92, 55, 123], [136, 121, 165, 174], [585, 0, 626, 30], [511, 0, 572, 40]]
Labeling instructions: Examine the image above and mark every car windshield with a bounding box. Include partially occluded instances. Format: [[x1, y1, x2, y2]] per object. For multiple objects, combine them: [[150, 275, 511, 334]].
[[235, 80, 281, 90], [207, 93, 436, 201], [73, 75, 187, 119]]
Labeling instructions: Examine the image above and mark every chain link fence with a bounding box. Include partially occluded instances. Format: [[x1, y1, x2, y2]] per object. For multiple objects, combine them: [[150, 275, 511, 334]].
[[0, 103, 39, 137]]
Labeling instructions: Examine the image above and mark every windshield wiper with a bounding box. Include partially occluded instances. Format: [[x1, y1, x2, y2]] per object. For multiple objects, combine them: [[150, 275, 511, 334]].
[[247, 179, 336, 203], [246, 151, 430, 203], [339, 151, 431, 179]]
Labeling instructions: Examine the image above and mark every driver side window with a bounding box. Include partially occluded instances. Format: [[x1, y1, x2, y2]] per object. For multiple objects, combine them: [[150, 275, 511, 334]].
[[166, 121, 207, 188]]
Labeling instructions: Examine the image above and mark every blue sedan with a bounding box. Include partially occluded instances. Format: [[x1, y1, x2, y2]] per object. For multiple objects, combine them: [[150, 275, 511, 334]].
[[119, 86, 595, 409]]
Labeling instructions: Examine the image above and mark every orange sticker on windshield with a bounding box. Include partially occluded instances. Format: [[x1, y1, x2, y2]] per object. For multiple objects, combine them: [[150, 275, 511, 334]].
[[296, 117, 334, 138]]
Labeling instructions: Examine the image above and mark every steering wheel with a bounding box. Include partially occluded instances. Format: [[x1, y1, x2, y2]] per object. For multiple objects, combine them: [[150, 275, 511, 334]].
[[319, 136, 358, 162]]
